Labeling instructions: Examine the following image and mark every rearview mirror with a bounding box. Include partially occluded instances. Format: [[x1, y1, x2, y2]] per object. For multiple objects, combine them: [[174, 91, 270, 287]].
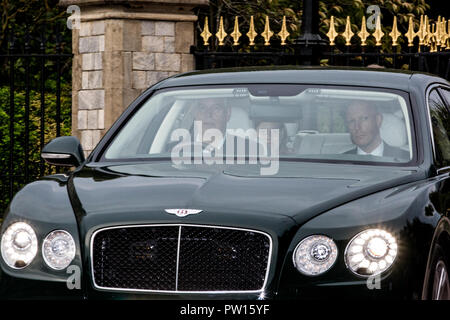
[[41, 136, 85, 167]]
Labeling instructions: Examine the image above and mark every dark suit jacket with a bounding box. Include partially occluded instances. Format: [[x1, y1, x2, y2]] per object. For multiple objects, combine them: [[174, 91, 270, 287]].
[[344, 142, 410, 160]]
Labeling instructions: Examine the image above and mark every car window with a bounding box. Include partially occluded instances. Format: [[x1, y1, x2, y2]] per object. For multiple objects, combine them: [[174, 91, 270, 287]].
[[438, 88, 450, 109], [428, 89, 450, 168], [103, 85, 414, 165]]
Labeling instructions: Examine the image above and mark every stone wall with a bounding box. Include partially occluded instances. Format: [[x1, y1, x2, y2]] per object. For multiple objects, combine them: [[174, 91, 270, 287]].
[[60, 0, 208, 156]]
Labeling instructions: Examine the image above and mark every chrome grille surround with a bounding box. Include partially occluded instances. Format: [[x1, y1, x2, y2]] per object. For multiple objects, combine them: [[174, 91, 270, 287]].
[[90, 224, 273, 294]]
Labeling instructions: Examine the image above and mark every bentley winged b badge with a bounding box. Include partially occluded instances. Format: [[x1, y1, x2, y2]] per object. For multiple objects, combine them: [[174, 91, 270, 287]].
[[164, 209, 203, 217]]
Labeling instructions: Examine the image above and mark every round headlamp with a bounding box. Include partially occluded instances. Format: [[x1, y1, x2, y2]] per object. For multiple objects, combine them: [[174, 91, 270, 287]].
[[293, 235, 338, 276], [345, 229, 397, 276], [42, 230, 76, 270], [1, 222, 38, 269]]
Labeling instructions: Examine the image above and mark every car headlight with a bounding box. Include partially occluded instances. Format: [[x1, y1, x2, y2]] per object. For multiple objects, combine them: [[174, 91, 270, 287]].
[[292, 235, 338, 276], [345, 229, 397, 276], [1, 222, 38, 269], [42, 230, 76, 270]]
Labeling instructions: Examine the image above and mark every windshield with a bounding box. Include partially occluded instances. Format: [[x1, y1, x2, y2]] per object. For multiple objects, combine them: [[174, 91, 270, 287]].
[[103, 85, 414, 175]]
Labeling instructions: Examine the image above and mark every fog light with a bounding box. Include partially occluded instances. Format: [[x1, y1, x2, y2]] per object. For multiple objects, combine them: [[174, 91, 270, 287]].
[[292, 235, 338, 276], [345, 229, 397, 276], [42, 230, 76, 270], [1, 222, 38, 269]]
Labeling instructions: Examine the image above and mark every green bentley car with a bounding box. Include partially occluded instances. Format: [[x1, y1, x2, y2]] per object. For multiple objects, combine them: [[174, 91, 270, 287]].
[[0, 67, 449, 299]]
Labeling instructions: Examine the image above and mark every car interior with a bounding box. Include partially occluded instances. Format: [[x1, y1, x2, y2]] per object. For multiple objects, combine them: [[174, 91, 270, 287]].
[[105, 86, 413, 162]]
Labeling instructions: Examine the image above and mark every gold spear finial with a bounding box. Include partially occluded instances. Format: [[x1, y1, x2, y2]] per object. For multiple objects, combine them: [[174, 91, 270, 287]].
[[247, 16, 258, 46], [326, 16, 338, 46], [278, 16, 290, 45], [424, 15, 431, 46], [261, 15, 274, 46], [445, 20, 450, 49], [358, 16, 370, 46], [342, 16, 354, 46], [215, 16, 227, 46], [438, 17, 447, 47], [373, 14, 384, 46], [389, 16, 401, 46], [230, 16, 242, 46], [436, 16, 442, 47], [440, 17, 448, 47], [430, 23, 437, 52], [417, 15, 426, 46], [405, 16, 416, 47], [200, 17, 212, 46]]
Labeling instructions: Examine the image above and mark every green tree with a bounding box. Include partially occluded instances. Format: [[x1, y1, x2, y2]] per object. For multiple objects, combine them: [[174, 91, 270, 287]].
[[0, 0, 69, 49], [0, 85, 72, 214]]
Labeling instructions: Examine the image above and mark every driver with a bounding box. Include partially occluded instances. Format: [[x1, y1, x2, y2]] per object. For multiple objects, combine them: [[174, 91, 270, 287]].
[[344, 100, 409, 159], [193, 98, 231, 147]]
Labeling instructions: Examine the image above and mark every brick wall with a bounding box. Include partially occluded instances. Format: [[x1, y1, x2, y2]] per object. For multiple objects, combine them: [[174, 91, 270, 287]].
[[61, 0, 208, 156]]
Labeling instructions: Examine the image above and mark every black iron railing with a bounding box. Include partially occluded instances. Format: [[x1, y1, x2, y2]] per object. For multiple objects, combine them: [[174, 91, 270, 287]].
[[192, 46, 450, 80], [0, 27, 72, 215], [192, 0, 450, 79]]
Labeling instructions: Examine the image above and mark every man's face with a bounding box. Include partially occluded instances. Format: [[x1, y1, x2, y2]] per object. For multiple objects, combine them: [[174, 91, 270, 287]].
[[194, 99, 229, 133], [346, 102, 382, 151]]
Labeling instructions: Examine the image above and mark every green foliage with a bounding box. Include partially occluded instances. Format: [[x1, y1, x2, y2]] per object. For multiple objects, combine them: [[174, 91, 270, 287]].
[[0, 85, 72, 213], [0, 0, 70, 49], [0, 0, 72, 88]]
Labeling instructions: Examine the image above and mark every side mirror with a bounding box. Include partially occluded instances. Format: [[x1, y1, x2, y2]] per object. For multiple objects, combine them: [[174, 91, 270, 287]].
[[41, 136, 85, 167]]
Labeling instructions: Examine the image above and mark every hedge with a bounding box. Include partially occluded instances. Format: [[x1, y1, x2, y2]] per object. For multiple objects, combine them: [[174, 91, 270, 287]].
[[0, 85, 71, 214]]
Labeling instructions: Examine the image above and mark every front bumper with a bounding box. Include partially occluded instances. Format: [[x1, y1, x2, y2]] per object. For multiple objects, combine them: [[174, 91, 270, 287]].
[[0, 272, 415, 300]]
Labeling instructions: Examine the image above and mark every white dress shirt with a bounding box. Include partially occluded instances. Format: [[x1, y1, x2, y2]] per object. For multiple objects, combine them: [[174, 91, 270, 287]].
[[357, 141, 384, 157]]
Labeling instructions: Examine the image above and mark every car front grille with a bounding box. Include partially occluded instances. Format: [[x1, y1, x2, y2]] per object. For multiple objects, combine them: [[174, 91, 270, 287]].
[[91, 225, 272, 293]]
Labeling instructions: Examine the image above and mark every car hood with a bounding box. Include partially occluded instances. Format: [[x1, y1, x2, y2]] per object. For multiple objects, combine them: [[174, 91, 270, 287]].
[[68, 161, 423, 229]]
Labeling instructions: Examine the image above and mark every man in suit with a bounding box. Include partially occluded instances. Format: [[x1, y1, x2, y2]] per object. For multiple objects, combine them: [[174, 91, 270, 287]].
[[191, 98, 261, 161], [344, 100, 410, 160], [193, 98, 231, 146]]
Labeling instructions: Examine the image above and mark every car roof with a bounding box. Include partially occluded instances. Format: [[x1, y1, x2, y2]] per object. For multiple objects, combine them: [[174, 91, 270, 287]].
[[153, 66, 449, 92]]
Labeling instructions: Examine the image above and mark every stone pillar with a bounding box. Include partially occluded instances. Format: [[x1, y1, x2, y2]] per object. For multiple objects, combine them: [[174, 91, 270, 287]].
[[59, 0, 208, 156]]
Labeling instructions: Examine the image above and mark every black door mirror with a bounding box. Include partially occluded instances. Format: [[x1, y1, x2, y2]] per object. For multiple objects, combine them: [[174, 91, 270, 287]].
[[41, 136, 85, 167]]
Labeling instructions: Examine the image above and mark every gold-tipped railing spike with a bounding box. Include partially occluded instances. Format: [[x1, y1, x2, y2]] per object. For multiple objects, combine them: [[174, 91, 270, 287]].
[[447, 19, 450, 49], [430, 23, 437, 52], [373, 15, 384, 46], [405, 17, 416, 47], [438, 20, 443, 48], [417, 15, 425, 46], [261, 15, 274, 46], [446, 19, 450, 49], [405, 16, 416, 47], [230, 16, 242, 46], [429, 20, 437, 49], [444, 23, 447, 49], [440, 18, 448, 47], [389, 16, 401, 46], [436, 16, 442, 47], [358, 16, 370, 46], [216, 16, 227, 46], [278, 16, 290, 45], [424, 15, 431, 46], [342, 16, 354, 46], [439, 17, 447, 47], [247, 16, 258, 46], [326, 16, 338, 46], [200, 17, 212, 46]]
